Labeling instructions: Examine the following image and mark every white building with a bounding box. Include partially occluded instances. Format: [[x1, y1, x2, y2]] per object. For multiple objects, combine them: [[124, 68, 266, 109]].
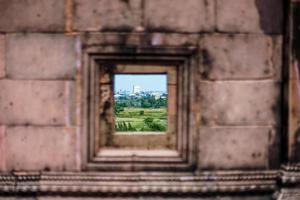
[[133, 85, 141, 94]]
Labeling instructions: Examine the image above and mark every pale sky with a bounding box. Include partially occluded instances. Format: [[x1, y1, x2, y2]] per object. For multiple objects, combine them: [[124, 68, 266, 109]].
[[114, 74, 167, 92]]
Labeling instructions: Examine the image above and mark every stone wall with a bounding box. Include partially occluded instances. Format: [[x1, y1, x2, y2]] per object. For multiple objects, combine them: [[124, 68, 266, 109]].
[[0, 0, 288, 199]]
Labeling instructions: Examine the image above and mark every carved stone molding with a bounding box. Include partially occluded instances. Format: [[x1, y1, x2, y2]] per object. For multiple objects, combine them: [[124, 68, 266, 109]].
[[281, 164, 300, 184], [0, 171, 277, 195], [278, 189, 300, 200]]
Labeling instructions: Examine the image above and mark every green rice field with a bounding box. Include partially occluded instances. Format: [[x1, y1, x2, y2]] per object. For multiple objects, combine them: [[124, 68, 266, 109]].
[[115, 108, 167, 132]]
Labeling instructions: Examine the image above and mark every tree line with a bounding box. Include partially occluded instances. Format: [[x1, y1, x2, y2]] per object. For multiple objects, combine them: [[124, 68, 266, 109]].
[[115, 94, 167, 114]]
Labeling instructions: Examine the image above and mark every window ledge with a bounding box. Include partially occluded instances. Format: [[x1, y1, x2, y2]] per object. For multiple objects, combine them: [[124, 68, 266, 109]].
[[97, 149, 179, 157]]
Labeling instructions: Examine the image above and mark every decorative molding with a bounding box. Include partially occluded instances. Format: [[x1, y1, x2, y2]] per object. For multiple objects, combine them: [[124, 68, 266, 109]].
[[281, 164, 300, 184], [0, 171, 278, 195], [282, 164, 300, 171], [278, 189, 300, 200]]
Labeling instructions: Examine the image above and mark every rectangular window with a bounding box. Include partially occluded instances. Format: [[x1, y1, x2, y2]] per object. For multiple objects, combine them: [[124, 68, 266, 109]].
[[82, 45, 197, 171], [114, 74, 168, 133], [97, 64, 177, 151]]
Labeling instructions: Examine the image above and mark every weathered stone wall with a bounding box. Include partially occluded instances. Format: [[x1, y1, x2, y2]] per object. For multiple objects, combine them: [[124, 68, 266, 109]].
[[0, 0, 286, 199]]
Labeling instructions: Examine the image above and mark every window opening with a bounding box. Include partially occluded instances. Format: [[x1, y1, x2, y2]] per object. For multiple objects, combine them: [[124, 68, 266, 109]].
[[114, 74, 168, 133]]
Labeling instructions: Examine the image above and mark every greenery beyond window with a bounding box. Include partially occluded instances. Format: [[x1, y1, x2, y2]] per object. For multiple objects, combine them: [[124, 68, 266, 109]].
[[114, 74, 167, 132]]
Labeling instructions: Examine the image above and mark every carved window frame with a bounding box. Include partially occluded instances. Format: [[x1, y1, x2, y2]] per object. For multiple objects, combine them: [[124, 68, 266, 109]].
[[81, 38, 198, 172], [97, 64, 177, 150]]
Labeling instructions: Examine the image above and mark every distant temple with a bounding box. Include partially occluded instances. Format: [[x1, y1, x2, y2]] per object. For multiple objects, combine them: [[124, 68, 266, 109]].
[[133, 85, 141, 94]]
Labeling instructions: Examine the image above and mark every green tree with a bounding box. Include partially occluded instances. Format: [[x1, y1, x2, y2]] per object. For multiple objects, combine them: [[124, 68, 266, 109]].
[[114, 103, 125, 114], [139, 110, 144, 115], [144, 117, 154, 125]]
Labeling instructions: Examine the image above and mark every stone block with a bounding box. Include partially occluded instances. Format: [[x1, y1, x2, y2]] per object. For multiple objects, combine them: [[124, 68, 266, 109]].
[[0, 0, 65, 32], [0, 35, 4, 78], [148, 33, 199, 46], [74, 0, 142, 31], [5, 126, 76, 171], [16, 198, 36, 200], [199, 81, 280, 126], [0, 198, 16, 200], [289, 78, 300, 162], [200, 34, 282, 80], [0, 126, 5, 171], [81, 32, 199, 47], [144, 0, 215, 32], [219, 196, 271, 200], [112, 134, 172, 149], [198, 127, 273, 169], [217, 0, 283, 34], [38, 198, 216, 200], [7, 34, 76, 79], [290, 60, 300, 80], [0, 80, 75, 126]]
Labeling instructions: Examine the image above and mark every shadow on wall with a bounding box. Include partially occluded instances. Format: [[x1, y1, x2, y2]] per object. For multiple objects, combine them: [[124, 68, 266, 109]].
[[255, 0, 283, 34], [291, 4, 300, 61], [294, 128, 300, 162]]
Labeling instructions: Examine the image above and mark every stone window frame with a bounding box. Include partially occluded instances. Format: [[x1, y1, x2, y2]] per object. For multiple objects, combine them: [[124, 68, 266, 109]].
[[81, 38, 198, 171], [98, 64, 177, 150]]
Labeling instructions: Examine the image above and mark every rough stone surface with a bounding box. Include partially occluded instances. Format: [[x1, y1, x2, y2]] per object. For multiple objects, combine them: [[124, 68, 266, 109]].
[[5, 196, 273, 200], [217, 0, 283, 34], [0, 0, 65, 32], [112, 134, 172, 149], [198, 127, 272, 169], [145, 0, 215, 32], [0, 80, 75, 126], [219, 196, 271, 200], [82, 33, 199, 47], [279, 189, 300, 200], [74, 0, 142, 31], [0, 126, 5, 171], [7, 34, 76, 79], [38, 198, 217, 200], [0, 35, 4, 78], [199, 81, 280, 126], [36, 197, 272, 200], [200, 34, 282, 80], [5, 126, 76, 171]]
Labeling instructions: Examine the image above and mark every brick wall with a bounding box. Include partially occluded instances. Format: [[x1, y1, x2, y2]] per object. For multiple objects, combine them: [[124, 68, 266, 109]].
[[0, 0, 288, 199]]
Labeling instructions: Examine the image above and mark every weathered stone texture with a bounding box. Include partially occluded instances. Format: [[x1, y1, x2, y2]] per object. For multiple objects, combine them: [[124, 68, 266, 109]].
[[198, 127, 272, 169], [82, 33, 199, 47], [217, 0, 283, 34], [38, 198, 216, 200], [0, 0, 65, 32], [145, 0, 215, 32], [0, 80, 75, 126], [2, 196, 274, 200], [112, 134, 172, 149], [7, 34, 76, 79], [279, 189, 300, 200], [4, 127, 76, 171], [219, 196, 271, 200], [148, 33, 199, 46], [0, 126, 5, 171], [38, 197, 270, 200], [200, 34, 282, 80], [289, 77, 300, 162], [0, 35, 4, 78], [74, 0, 142, 32], [199, 81, 280, 126], [36, 197, 272, 200]]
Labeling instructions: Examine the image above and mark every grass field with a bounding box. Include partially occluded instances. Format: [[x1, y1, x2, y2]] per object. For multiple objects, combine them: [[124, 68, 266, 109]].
[[115, 107, 167, 132]]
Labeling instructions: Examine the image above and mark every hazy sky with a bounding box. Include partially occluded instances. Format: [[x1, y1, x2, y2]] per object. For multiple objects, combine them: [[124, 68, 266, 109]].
[[114, 74, 167, 92]]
